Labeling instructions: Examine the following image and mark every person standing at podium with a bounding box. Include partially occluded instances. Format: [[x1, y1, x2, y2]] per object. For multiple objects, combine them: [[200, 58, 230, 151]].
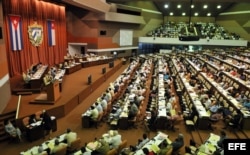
[[41, 110, 52, 139]]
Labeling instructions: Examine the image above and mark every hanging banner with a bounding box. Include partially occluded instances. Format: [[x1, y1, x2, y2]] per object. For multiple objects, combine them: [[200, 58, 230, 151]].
[[8, 15, 23, 51], [47, 20, 56, 46]]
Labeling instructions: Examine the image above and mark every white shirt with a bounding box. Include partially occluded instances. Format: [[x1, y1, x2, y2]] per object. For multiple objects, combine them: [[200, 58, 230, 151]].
[[65, 131, 77, 146], [110, 134, 122, 149]]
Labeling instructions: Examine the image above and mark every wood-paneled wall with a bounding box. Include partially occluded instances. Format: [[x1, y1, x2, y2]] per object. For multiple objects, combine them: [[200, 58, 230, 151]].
[[0, 1, 11, 113]]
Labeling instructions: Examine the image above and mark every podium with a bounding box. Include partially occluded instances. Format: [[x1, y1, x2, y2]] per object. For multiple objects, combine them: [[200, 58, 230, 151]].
[[30, 80, 61, 104], [47, 80, 61, 101]]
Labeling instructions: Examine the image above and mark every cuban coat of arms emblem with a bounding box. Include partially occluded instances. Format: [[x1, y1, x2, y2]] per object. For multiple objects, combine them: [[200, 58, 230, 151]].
[[28, 22, 43, 46]]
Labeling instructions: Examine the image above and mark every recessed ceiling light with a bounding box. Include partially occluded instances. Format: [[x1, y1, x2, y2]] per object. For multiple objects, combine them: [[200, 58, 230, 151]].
[[194, 12, 198, 16], [182, 12, 186, 16], [164, 4, 169, 8], [191, 5, 194, 9], [170, 12, 174, 16], [177, 5, 181, 9], [203, 5, 208, 9], [217, 5, 221, 9], [207, 13, 211, 16]]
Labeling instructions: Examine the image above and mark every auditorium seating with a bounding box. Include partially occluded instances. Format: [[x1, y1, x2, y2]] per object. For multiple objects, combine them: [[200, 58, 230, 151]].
[[117, 139, 128, 153], [67, 137, 81, 153], [54, 145, 67, 155], [106, 148, 117, 155], [146, 21, 242, 40], [185, 115, 198, 131]]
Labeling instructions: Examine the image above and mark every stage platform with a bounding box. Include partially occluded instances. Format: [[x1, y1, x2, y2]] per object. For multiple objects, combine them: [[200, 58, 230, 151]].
[[3, 59, 124, 124]]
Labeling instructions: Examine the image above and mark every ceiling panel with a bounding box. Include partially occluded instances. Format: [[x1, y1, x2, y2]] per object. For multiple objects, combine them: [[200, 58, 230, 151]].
[[106, 0, 249, 17]]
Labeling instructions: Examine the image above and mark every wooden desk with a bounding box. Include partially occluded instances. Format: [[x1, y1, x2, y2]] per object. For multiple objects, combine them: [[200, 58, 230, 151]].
[[65, 63, 82, 74], [30, 65, 48, 89], [172, 59, 211, 130], [81, 58, 113, 68], [199, 72, 250, 129], [118, 117, 129, 130], [26, 123, 44, 142], [134, 132, 171, 155], [21, 133, 66, 155], [54, 69, 65, 92], [25, 118, 57, 142], [47, 81, 61, 101], [74, 57, 87, 62], [196, 133, 220, 155], [82, 115, 91, 128]]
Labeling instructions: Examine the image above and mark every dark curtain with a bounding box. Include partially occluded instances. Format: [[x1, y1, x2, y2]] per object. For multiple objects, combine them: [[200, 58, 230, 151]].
[[3, 0, 67, 77]]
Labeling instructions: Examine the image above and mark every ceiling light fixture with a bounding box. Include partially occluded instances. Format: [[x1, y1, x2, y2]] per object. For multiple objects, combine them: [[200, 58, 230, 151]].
[[164, 4, 169, 8], [217, 5, 221, 9], [203, 5, 208, 9]]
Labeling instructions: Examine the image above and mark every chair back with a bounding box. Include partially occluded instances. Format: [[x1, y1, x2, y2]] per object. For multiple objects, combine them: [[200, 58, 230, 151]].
[[54, 145, 67, 155], [35, 111, 43, 121], [118, 139, 127, 153], [107, 148, 117, 155], [22, 117, 30, 127], [166, 147, 173, 155], [98, 112, 103, 121], [68, 137, 81, 152], [193, 115, 198, 124]]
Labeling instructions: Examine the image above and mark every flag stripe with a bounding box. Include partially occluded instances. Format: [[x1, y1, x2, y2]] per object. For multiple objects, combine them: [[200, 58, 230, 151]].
[[51, 29, 55, 45], [48, 20, 56, 46], [18, 20, 23, 49], [16, 22, 23, 49], [9, 23, 14, 50]]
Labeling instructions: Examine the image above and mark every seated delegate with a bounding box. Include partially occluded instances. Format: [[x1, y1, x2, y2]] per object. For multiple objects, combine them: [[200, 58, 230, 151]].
[[4, 119, 22, 142], [51, 139, 67, 154], [90, 105, 99, 122], [64, 128, 77, 147], [108, 130, 122, 149], [171, 134, 184, 153]]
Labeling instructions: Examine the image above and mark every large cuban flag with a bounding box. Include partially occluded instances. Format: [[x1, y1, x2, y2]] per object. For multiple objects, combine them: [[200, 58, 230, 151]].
[[8, 15, 23, 51], [47, 20, 56, 46]]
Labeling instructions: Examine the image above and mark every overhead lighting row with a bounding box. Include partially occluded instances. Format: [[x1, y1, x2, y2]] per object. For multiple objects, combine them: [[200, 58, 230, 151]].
[[164, 4, 221, 9], [164, 4, 221, 16], [169, 12, 212, 16]]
